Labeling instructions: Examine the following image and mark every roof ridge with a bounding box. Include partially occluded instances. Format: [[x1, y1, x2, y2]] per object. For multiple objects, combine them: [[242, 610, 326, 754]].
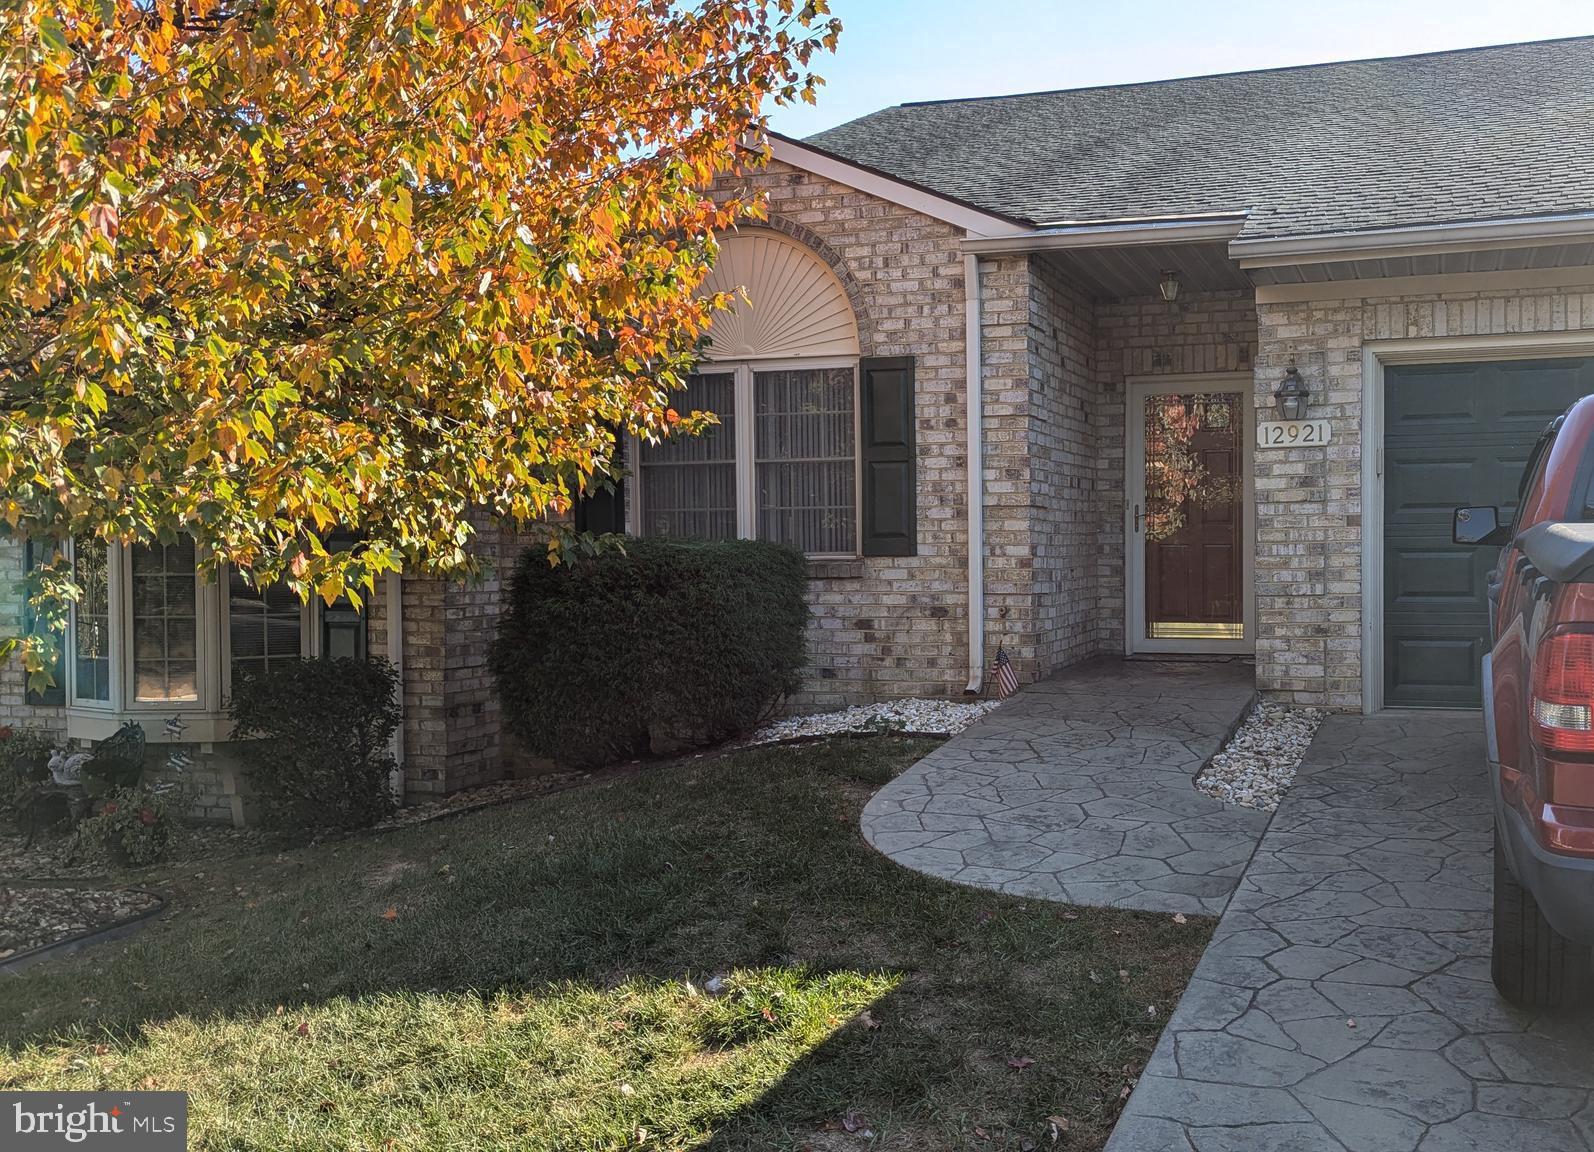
[[885, 33, 1594, 112]]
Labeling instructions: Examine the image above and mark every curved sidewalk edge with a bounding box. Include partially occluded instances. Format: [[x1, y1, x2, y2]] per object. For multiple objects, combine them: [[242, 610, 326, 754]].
[[861, 658, 1267, 917]]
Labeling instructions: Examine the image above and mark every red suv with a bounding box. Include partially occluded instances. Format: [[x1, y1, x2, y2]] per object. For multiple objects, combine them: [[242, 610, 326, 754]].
[[1454, 397, 1594, 1007]]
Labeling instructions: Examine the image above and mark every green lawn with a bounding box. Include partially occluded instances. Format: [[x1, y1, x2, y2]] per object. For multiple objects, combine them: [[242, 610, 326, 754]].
[[0, 737, 1212, 1151]]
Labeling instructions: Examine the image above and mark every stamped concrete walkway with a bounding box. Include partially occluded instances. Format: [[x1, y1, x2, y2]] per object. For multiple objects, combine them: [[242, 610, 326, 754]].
[[861, 659, 1266, 915], [1107, 712, 1594, 1152]]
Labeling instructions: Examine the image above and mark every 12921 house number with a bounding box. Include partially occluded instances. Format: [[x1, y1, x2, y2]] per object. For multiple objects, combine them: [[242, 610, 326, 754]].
[[1256, 419, 1332, 448]]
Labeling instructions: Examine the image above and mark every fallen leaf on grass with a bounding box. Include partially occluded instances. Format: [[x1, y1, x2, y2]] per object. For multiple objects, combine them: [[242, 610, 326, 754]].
[[835, 1111, 873, 1137], [857, 1009, 882, 1031], [296, 1022, 310, 1037], [1006, 1055, 1035, 1071], [1047, 1115, 1070, 1142], [1172, 912, 1188, 924], [381, 906, 399, 921]]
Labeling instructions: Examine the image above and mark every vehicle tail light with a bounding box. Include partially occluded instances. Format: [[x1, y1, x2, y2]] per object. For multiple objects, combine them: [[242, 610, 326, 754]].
[[1531, 628, 1594, 753]]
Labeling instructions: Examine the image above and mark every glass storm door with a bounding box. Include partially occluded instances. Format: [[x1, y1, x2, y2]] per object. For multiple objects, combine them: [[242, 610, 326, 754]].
[[1127, 379, 1253, 654]]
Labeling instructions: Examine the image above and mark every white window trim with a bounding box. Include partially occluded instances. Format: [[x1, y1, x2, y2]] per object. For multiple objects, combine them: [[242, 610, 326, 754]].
[[627, 356, 863, 559]]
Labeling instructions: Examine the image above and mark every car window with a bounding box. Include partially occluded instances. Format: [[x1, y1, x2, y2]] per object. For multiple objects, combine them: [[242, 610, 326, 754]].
[[1513, 418, 1562, 534]]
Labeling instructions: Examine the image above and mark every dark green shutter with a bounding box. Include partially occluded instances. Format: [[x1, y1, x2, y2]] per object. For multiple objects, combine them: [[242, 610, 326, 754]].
[[860, 356, 917, 557], [23, 539, 65, 706], [575, 439, 626, 535]]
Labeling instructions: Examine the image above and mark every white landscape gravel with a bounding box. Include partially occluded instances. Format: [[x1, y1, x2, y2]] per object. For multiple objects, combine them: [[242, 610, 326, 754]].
[[745, 698, 1003, 745], [1195, 699, 1325, 812]]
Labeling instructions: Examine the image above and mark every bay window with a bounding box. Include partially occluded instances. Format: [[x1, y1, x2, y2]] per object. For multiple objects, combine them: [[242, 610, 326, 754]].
[[637, 361, 859, 556], [38, 536, 367, 738]]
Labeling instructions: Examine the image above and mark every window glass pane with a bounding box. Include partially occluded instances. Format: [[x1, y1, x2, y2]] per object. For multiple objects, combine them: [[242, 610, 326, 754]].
[[228, 569, 302, 683], [131, 537, 199, 702], [638, 372, 737, 540], [24, 539, 66, 705], [72, 537, 111, 703], [755, 367, 856, 554]]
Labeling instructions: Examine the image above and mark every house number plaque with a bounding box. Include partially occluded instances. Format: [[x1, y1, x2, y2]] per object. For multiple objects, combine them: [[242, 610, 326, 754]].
[[1256, 418, 1332, 448]]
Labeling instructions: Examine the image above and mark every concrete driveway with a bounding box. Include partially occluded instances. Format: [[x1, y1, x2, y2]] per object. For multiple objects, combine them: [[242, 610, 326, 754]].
[[1106, 712, 1594, 1152]]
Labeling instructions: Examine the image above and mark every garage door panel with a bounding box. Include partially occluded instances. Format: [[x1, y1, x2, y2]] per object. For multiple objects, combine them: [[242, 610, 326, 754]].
[[1389, 547, 1484, 605], [1384, 633, 1486, 706], [1384, 357, 1594, 708]]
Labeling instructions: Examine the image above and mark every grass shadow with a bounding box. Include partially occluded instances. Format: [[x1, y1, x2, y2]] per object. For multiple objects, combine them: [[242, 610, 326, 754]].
[[0, 737, 1212, 1150]]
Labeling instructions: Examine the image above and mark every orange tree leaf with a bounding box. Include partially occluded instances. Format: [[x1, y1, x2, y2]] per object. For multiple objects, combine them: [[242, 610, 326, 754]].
[[0, 0, 840, 649]]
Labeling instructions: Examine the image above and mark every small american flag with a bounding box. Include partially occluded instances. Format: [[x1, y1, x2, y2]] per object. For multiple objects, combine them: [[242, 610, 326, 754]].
[[993, 644, 1019, 700]]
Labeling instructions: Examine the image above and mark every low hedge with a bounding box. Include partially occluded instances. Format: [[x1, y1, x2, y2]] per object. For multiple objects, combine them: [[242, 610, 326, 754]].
[[491, 538, 808, 766]]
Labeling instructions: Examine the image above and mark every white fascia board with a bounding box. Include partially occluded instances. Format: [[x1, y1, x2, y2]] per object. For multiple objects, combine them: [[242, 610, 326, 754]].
[[1233, 211, 1594, 268], [766, 136, 1031, 239], [961, 216, 1246, 255]]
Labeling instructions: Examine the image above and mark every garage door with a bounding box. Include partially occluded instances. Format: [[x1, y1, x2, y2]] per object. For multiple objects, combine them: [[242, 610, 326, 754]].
[[1384, 358, 1594, 708]]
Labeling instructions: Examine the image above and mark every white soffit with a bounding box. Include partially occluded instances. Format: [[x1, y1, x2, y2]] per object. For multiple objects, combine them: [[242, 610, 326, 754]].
[[702, 231, 860, 360]]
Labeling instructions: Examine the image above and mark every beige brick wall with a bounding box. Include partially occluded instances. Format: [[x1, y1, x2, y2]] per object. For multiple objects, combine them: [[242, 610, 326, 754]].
[[713, 160, 980, 707], [1254, 279, 1594, 709]]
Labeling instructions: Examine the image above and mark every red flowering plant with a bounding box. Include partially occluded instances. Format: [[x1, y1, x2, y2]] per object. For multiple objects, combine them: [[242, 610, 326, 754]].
[[78, 785, 185, 867]]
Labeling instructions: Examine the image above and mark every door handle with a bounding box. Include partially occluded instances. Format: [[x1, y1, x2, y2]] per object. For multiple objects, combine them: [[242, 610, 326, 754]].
[[1134, 504, 1142, 533]]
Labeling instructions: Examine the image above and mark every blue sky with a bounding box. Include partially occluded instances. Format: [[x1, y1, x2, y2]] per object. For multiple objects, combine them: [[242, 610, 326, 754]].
[[767, 1, 1594, 138]]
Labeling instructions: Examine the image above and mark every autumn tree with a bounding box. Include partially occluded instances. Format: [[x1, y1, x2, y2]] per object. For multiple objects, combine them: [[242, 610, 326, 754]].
[[0, 0, 838, 686]]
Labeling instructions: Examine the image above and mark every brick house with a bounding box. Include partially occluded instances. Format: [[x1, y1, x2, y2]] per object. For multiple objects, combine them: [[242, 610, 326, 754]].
[[8, 37, 1594, 817]]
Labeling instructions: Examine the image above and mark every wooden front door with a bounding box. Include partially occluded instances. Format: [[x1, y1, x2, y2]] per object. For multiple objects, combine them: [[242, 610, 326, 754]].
[[1129, 381, 1251, 652]]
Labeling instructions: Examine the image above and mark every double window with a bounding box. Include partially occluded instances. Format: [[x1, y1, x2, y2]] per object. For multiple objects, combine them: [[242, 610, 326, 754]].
[[637, 361, 859, 556]]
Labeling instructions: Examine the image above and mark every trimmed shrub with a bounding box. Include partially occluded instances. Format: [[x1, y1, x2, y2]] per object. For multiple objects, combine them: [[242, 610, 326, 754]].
[[491, 537, 808, 766], [230, 658, 401, 835]]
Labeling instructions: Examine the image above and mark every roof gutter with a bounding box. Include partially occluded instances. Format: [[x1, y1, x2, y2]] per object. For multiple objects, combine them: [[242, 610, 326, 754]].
[[961, 215, 1247, 255], [1232, 210, 1594, 268]]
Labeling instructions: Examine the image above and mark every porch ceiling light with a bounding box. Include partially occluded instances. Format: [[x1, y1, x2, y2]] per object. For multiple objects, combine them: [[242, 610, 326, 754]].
[[1158, 269, 1181, 302], [1275, 366, 1310, 421]]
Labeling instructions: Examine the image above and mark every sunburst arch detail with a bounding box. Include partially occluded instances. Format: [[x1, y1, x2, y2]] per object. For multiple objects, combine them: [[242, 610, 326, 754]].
[[700, 231, 860, 360]]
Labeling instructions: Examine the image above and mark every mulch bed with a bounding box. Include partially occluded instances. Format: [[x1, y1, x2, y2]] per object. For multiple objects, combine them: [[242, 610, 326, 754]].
[[0, 884, 162, 961]]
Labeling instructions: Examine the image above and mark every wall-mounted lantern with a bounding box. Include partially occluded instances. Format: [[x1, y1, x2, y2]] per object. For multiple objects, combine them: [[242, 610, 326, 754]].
[[1274, 366, 1310, 420], [1158, 270, 1181, 303]]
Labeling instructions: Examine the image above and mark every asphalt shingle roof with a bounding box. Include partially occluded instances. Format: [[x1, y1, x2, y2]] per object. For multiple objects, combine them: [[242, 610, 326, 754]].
[[805, 37, 1594, 239]]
